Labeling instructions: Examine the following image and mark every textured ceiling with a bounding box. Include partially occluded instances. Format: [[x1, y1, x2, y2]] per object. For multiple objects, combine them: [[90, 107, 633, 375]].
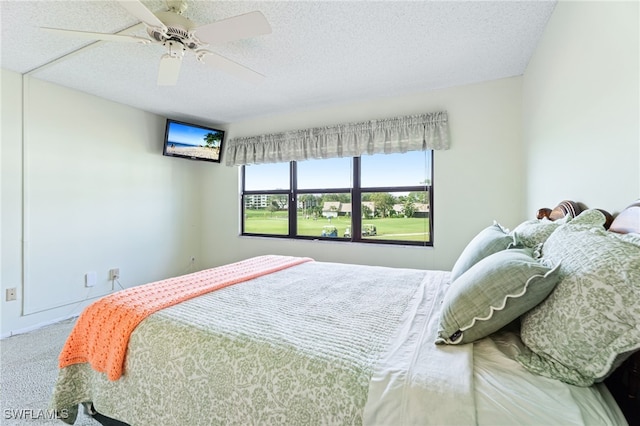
[[1, 0, 556, 124]]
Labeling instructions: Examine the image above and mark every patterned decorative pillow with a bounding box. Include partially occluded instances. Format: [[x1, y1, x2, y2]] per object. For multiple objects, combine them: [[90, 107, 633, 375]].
[[450, 222, 515, 282], [518, 209, 640, 386], [436, 247, 560, 345], [511, 216, 569, 248]]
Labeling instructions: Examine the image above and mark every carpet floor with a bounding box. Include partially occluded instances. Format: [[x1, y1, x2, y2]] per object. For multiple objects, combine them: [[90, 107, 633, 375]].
[[1, 318, 99, 425]]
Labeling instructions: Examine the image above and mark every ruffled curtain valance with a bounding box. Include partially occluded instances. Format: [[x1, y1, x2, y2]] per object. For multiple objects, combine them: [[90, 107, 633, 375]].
[[224, 111, 449, 166]]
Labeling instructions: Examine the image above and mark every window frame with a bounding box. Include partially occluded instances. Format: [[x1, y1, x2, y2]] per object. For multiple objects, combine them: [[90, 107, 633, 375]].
[[241, 151, 434, 246]]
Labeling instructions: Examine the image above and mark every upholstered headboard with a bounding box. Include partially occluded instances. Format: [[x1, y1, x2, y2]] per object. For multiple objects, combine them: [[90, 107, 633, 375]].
[[537, 199, 617, 229]]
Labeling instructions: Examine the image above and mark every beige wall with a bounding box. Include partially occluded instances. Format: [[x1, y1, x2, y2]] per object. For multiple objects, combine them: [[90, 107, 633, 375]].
[[523, 0, 639, 215], [200, 77, 525, 272], [4, 0, 637, 336], [1, 70, 203, 336], [1, 72, 525, 336]]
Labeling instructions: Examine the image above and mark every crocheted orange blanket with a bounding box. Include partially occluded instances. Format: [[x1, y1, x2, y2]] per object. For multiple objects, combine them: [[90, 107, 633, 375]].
[[59, 255, 312, 381]]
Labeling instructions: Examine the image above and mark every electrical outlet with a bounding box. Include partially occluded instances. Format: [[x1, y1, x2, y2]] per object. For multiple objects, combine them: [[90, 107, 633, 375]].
[[6, 288, 17, 301], [109, 268, 120, 280], [85, 272, 97, 287]]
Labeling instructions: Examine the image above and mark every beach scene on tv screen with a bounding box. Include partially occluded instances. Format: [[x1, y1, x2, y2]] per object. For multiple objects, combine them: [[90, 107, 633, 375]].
[[165, 121, 223, 161]]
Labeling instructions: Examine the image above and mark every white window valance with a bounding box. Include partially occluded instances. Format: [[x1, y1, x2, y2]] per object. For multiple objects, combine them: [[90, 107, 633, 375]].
[[224, 111, 449, 166]]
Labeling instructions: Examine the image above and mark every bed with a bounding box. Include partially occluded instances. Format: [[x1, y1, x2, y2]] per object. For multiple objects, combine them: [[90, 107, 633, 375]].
[[50, 200, 640, 425]]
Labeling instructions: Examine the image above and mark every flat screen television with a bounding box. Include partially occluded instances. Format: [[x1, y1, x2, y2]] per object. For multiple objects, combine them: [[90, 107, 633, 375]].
[[163, 119, 225, 163]]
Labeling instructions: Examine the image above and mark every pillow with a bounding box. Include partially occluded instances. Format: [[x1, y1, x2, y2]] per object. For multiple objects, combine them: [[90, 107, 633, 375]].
[[511, 215, 570, 248], [436, 247, 560, 345], [450, 222, 515, 281], [518, 209, 640, 386]]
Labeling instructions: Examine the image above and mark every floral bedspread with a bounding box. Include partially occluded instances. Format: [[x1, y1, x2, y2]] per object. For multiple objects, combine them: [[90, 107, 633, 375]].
[[51, 261, 431, 425]]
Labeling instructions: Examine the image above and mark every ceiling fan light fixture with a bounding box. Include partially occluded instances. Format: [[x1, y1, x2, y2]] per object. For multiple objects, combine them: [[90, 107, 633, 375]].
[[157, 53, 182, 86], [163, 40, 186, 58]]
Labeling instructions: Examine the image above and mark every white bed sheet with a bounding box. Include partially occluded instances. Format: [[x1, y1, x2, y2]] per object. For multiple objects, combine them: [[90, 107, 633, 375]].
[[474, 331, 628, 426], [364, 270, 476, 425], [364, 270, 628, 426]]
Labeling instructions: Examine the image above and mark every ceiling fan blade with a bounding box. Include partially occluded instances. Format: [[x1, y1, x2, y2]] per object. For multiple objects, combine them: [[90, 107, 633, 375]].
[[41, 27, 151, 44], [197, 51, 265, 84], [194, 11, 271, 45], [157, 54, 182, 86], [117, 0, 166, 30]]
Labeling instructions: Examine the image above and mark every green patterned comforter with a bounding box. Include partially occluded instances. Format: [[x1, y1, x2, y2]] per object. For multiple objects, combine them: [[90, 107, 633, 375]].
[[51, 261, 429, 425]]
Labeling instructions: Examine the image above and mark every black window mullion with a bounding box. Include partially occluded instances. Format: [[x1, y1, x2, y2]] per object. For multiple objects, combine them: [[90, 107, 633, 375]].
[[240, 165, 246, 233], [352, 157, 362, 241], [290, 161, 297, 237], [428, 183, 434, 246]]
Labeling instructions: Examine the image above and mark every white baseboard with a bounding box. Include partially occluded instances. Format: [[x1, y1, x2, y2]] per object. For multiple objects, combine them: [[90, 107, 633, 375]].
[[0, 314, 79, 339]]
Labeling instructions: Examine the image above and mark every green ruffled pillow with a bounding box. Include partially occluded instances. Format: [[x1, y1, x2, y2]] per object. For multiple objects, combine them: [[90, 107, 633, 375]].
[[450, 222, 515, 282], [518, 209, 640, 386], [437, 247, 560, 345]]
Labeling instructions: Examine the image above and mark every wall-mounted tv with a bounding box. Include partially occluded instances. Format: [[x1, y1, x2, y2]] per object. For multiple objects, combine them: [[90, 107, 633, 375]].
[[163, 119, 225, 163]]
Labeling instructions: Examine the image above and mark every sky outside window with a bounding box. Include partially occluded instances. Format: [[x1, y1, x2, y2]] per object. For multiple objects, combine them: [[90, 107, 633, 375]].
[[245, 162, 289, 190], [244, 150, 431, 190], [361, 151, 430, 187], [297, 157, 352, 189]]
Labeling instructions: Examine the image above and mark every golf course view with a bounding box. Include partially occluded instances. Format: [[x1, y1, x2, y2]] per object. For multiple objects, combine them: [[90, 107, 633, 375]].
[[244, 193, 430, 242]]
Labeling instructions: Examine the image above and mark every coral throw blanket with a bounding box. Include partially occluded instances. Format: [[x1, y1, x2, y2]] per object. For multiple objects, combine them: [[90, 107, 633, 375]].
[[59, 255, 312, 381]]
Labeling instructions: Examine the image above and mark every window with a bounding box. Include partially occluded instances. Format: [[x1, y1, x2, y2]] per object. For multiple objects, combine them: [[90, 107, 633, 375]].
[[241, 150, 433, 246]]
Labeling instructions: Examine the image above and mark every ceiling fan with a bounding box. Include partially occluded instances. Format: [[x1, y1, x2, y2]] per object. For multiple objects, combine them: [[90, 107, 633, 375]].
[[41, 0, 271, 86]]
